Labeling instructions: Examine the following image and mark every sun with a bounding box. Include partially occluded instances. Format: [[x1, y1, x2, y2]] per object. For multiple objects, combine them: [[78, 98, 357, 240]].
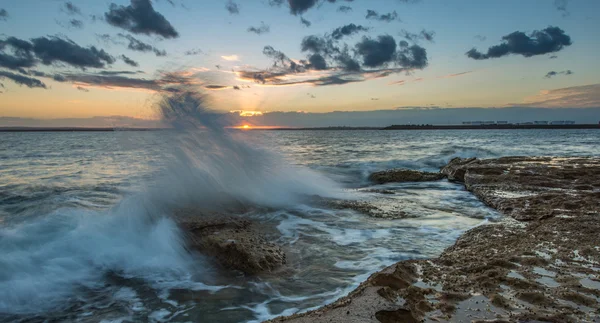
[[242, 125, 250, 129]]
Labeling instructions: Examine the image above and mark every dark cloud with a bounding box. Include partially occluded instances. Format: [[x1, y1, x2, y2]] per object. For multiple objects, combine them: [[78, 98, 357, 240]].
[[31, 36, 115, 68], [300, 17, 311, 27], [53, 74, 67, 82], [544, 70, 573, 78], [335, 51, 360, 71], [226, 0, 240, 15], [0, 70, 47, 88], [248, 22, 270, 35], [554, 0, 569, 17], [288, 0, 318, 15], [69, 19, 84, 29], [63, 2, 82, 15], [308, 54, 327, 70], [184, 48, 203, 55], [0, 8, 9, 21], [77, 86, 90, 92], [466, 26, 572, 60], [99, 70, 141, 75], [54, 71, 191, 92], [105, 0, 179, 38], [549, 55, 558, 59], [337, 6, 352, 13], [262, 45, 307, 73], [0, 37, 37, 71], [120, 54, 139, 67], [365, 10, 399, 22], [268, 0, 285, 7], [355, 35, 397, 67], [331, 23, 369, 40], [396, 44, 428, 69], [400, 29, 435, 43], [205, 85, 228, 90], [233, 85, 241, 90], [1, 36, 115, 70], [118, 33, 167, 56]]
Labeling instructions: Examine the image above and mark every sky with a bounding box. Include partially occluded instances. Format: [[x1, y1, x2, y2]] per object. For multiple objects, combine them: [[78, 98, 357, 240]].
[[0, 0, 599, 127]]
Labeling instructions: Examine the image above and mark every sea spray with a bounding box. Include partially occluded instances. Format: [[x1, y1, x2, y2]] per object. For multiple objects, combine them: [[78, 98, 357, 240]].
[[0, 86, 344, 315]]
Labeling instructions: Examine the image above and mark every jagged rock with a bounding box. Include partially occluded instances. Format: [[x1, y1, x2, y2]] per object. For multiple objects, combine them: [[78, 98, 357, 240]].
[[440, 157, 479, 182], [270, 157, 600, 323], [368, 169, 445, 184], [175, 210, 286, 274]]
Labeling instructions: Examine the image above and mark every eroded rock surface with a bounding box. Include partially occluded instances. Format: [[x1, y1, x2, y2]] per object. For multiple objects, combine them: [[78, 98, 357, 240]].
[[369, 169, 445, 184], [269, 157, 600, 323], [175, 210, 286, 274]]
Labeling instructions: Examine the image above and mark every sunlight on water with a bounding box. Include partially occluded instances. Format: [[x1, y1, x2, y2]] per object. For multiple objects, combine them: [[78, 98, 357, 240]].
[[0, 94, 598, 322]]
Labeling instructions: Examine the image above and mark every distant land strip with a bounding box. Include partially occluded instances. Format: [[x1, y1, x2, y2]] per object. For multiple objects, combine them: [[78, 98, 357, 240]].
[[1, 124, 600, 132]]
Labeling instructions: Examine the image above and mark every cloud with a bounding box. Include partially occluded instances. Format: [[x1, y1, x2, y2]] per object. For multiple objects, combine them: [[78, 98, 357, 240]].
[[1, 36, 116, 70], [365, 10, 399, 22], [549, 55, 558, 59], [518, 83, 600, 108], [105, 0, 179, 38], [0, 8, 9, 21], [54, 71, 193, 92], [300, 17, 311, 27], [474, 35, 487, 42], [98, 70, 142, 75], [63, 2, 82, 15], [554, 0, 569, 17], [0, 37, 37, 71], [389, 80, 405, 85], [437, 71, 473, 79], [247, 22, 270, 35], [120, 54, 139, 67], [0, 70, 47, 88], [544, 70, 573, 78], [466, 26, 572, 60], [205, 85, 228, 90], [233, 85, 241, 90], [184, 48, 203, 55], [69, 19, 84, 29], [32, 36, 115, 68], [118, 33, 167, 56], [331, 24, 369, 40], [337, 6, 352, 13], [400, 29, 435, 42], [225, 0, 240, 14], [288, 0, 318, 15], [308, 54, 327, 70], [355, 35, 397, 67], [76, 86, 90, 92], [221, 55, 240, 61]]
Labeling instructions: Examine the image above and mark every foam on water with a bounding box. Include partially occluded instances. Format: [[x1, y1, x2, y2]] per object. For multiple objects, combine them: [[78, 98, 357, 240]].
[[0, 89, 344, 318]]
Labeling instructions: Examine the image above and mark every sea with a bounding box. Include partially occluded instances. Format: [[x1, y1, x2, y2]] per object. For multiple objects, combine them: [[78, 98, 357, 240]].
[[1, 128, 599, 322]]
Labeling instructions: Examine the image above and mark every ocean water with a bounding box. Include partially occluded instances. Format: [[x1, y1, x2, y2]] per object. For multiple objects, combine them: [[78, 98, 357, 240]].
[[0, 128, 598, 322]]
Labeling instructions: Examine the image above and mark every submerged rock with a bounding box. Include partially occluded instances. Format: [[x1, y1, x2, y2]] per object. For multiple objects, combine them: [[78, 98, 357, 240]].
[[368, 169, 445, 184], [271, 156, 600, 322], [175, 211, 286, 274]]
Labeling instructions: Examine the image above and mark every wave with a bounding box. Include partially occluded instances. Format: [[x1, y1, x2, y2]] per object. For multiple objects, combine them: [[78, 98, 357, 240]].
[[0, 87, 343, 316]]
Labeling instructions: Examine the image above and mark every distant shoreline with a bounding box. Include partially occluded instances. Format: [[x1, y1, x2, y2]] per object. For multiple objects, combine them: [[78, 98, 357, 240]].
[[1, 124, 599, 132]]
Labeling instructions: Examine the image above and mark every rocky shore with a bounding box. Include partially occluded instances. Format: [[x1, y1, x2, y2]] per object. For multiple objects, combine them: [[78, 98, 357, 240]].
[[267, 157, 600, 322]]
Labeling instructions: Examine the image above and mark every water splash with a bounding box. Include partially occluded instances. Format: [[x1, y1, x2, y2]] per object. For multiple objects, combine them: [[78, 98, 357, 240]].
[[0, 87, 343, 315]]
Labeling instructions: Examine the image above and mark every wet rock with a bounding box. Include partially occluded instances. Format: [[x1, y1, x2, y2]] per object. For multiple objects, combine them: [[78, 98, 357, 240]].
[[368, 169, 445, 184], [315, 197, 412, 219], [270, 157, 600, 323], [175, 210, 285, 274], [440, 157, 478, 182]]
